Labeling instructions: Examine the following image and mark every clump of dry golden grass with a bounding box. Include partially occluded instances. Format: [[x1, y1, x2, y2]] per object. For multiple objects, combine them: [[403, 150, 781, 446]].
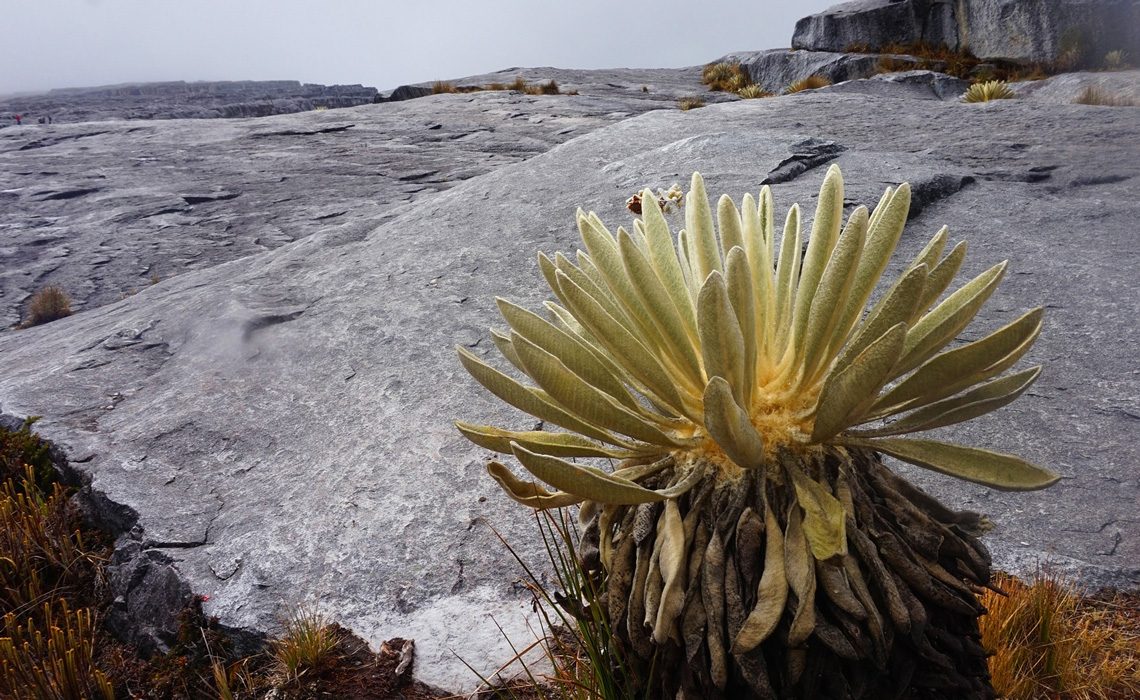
[[980, 571, 1140, 699], [20, 286, 72, 328], [736, 84, 774, 99], [677, 96, 706, 110], [271, 608, 340, 683], [784, 74, 832, 93], [431, 80, 458, 95], [701, 61, 756, 94], [1074, 85, 1137, 106]]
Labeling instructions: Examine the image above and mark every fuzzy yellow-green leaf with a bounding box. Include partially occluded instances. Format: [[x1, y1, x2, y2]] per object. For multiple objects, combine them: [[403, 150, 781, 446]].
[[841, 437, 1059, 491], [870, 307, 1043, 418], [853, 366, 1041, 437], [554, 269, 690, 415], [497, 297, 638, 410], [456, 346, 628, 446], [511, 332, 682, 446], [912, 240, 967, 321], [717, 194, 744, 254], [685, 172, 723, 284], [831, 264, 926, 376], [790, 164, 844, 362], [811, 323, 907, 443], [486, 461, 584, 509], [617, 228, 704, 392], [894, 260, 1007, 378], [455, 421, 638, 458], [801, 205, 867, 381], [724, 247, 757, 408], [639, 190, 699, 340], [773, 204, 802, 354], [698, 271, 747, 406], [510, 442, 667, 504], [703, 377, 766, 469]]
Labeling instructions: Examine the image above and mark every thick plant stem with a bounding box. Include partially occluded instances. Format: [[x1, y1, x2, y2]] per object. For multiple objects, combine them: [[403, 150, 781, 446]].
[[578, 447, 995, 699]]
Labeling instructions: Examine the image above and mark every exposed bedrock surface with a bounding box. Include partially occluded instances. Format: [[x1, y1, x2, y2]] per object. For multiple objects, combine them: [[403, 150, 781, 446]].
[[794, 0, 1140, 65], [0, 83, 1137, 691]]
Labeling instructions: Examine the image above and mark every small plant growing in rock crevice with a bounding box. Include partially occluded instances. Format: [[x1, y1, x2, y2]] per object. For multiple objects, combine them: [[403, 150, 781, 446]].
[[677, 97, 705, 111], [20, 286, 72, 328], [736, 85, 774, 100]]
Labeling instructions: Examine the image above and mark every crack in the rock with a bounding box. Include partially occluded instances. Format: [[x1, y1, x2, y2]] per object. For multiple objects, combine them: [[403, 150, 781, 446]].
[[760, 138, 846, 185]]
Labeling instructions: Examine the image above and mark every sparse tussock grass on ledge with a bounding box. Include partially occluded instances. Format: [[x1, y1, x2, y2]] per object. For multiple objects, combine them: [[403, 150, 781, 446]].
[[1074, 85, 1137, 107], [676, 96, 705, 110], [431, 80, 458, 94], [20, 286, 72, 328], [784, 74, 832, 93], [737, 84, 773, 99]]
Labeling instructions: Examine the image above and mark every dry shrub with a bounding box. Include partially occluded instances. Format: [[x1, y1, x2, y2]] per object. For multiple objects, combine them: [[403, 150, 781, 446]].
[[981, 572, 1140, 699], [431, 81, 457, 94], [508, 76, 529, 92], [537, 79, 560, 95], [21, 286, 72, 328], [486, 82, 506, 91], [1074, 85, 1137, 106], [677, 96, 705, 111], [784, 74, 832, 93]]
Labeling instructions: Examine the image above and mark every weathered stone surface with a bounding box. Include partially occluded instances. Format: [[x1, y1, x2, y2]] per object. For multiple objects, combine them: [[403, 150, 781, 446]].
[[723, 48, 895, 94], [1009, 69, 1140, 103], [794, 0, 1140, 64], [0, 80, 380, 124], [818, 69, 971, 99], [1, 72, 1138, 692]]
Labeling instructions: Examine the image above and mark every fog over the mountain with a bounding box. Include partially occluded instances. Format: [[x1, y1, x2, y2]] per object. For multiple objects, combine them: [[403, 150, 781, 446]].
[[0, 0, 833, 95]]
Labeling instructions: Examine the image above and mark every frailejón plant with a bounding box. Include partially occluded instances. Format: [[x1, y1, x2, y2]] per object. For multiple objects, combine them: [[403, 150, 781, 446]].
[[457, 166, 1056, 698], [963, 80, 1015, 103]]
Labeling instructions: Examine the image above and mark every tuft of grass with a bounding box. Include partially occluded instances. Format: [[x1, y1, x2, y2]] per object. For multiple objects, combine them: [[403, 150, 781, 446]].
[[963, 79, 1015, 102], [736, 84, 773, 99], [476, 509, 644, 700], [538, 79, 560, 95], [487, 82, 507, 91], [1074, 85, 1137, 106], [508, 76, 530, 92], [20, 286, 72, 328], [0, 600, 115, 700], [980, 571, 1140, 699], [784, 74, 832, 94], [876, 55, 917, 74], [432, 81, 458, 94], [676, 96, 705, 111], [701, 61, 754, 93], [1103, 50, 1129, 71], [271, 607, 340, 683]]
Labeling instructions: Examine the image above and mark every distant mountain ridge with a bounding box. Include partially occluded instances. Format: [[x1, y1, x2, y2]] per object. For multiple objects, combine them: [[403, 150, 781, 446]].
[[0, 79, 380, 123]]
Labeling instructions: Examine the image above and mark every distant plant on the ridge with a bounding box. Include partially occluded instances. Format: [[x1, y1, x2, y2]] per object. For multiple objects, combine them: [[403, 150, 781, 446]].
[[784, 74, 832, 94], [1103, 50, 1129, 71], [677, 96, 705, 110], [538, 79, 560, 95], [432, 81, 458, 95], [20, 286, 72, 328], [701, 61, 754, 93], [1074, 85, 1137, 107], [312, 105, 329, 112], [737, 84, 773, 99], [963, 80, 1015, 103], [508, 75, 530, 92]]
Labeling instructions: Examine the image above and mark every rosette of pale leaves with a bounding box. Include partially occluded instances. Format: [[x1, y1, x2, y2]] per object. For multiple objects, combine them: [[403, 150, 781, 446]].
[[458, 165, 1055, 522], [456, 166, 1057, 697]]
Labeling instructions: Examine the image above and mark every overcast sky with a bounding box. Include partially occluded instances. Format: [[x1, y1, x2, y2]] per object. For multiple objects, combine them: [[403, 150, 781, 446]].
[[0, 0, 835, 95]]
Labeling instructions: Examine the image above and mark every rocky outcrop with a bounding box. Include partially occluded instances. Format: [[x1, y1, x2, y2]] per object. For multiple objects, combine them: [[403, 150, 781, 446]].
[[794, 0, 1140, 65], [721, 49, 892, 93], [0, 80, 380, 123]]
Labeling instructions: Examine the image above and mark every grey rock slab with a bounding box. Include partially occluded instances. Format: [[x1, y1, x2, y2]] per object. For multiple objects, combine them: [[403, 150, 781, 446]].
[[1, 90, 1138, 690], [1010, 69, 1140, 104], [794, 0, 1140, 64], [0, 90, 682, 328], [723, 48, 891, 94]]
